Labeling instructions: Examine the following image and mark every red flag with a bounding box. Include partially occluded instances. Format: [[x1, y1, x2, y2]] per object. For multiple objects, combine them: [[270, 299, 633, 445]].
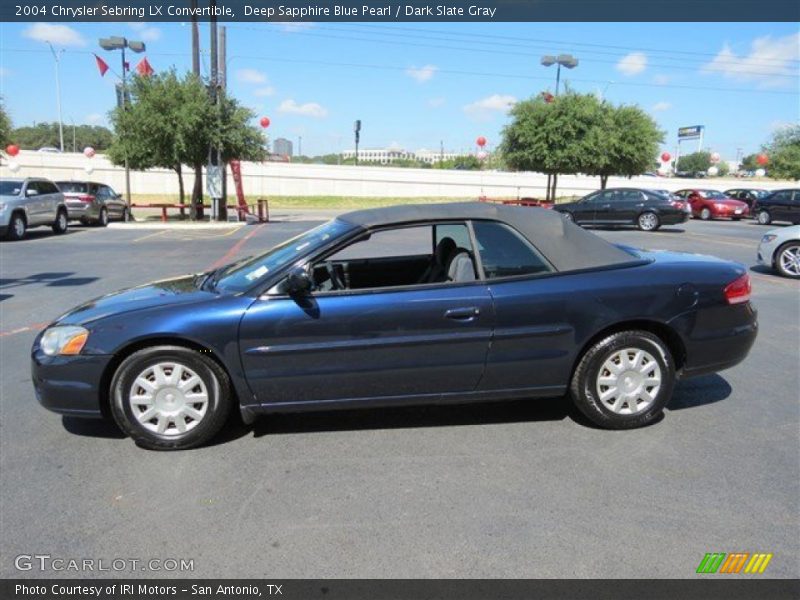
[[136, 57, 154, 77], [94, 54, 109, 77]]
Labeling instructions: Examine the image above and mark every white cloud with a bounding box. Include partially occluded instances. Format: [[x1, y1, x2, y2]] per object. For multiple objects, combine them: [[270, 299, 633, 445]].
[[253, 86, 276, 97], [128, 22, 161, 43], [23, 23, 86, 47], [463, 94, 517, 120], [428, 97, 446, 108], [652, 74, 671, 85], [278, 99, 328, 118], [651, 101, 672, 112], [236, 68, 268, 84], [616, 52, 647, 76], [702, 33, 800, 89], [406, 64, 437, 83], [85, 113, 104, 125]]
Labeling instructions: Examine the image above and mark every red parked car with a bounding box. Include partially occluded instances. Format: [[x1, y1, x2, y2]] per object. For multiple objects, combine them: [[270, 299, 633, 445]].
[[674, 189, 750, 221]]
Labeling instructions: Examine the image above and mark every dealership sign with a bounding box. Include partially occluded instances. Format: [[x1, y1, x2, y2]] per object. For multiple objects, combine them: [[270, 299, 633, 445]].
[[678, 125, 704, 139]]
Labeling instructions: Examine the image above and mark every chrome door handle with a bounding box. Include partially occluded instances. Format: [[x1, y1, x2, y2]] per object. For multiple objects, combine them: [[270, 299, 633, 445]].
[[445, 307, 480, 320]]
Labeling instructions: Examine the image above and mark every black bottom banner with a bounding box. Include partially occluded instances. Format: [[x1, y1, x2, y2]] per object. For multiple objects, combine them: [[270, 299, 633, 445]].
[[2, 579, 799, 600]]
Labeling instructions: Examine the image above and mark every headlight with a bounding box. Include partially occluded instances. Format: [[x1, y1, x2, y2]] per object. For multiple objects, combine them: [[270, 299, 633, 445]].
[[761, 234, 777, 244], [40, 326, 89, 356], [0, 202, 6, 211]]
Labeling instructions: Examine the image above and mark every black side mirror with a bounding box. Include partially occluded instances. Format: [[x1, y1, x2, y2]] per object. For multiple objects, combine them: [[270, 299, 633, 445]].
[[285, 267, 312, 295]]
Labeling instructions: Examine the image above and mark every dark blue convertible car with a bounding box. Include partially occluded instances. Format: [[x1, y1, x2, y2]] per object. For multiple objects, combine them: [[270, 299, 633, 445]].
[[32, 203, 757, 449]]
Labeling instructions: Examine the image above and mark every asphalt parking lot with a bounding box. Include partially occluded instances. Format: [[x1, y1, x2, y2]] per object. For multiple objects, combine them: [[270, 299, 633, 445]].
[[0, 214, 797, 579]]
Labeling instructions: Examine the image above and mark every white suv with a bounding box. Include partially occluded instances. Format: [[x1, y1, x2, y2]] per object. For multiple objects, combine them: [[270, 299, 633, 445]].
[[0, 178, 69, 241]]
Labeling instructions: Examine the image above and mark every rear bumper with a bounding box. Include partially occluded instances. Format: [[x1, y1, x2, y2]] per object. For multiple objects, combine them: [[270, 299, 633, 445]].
[[65, 203, 99, 221], [31, 346, 110, 418], [678, 303, 758, 379], [661, 212, 690, 225]]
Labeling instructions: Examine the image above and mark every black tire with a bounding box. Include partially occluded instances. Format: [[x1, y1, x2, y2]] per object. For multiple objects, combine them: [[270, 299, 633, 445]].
[[757, 210, 771, 225], [637, 211, 660, 232], [699, 207, 712, 221], [569, 330, 675, 430], [96, 208, 108, 227], [731, 217, 741, 221], [52, 208, 68, 234], [562, 212, 574, 223], [774, 242, 800, 279], [110, 346, 233, 450], [6, 212, 26, 240]]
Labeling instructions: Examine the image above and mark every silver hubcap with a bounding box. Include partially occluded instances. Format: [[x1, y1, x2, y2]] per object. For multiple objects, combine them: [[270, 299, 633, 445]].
[[759, 212, 769, 224], [101, 210, 107, 224], [596, 348, 662, 415], [129, 362, 209, 436], [564, 213, 573, 222], [59, 213, 66, 228], [14, 218, 24, 236], [701, 209, 710, 220], [780, 246, 800, 275], [640, 213, 657, 230]]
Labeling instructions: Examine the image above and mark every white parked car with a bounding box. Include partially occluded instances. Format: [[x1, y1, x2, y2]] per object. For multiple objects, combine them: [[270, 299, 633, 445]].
[[757, 225, 800, 279]]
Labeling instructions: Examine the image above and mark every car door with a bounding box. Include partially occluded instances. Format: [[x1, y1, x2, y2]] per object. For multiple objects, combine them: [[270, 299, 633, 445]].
[[23, 181, 47, 224], [238, 222, 494, 405], [469, 220, 573, 394], [569, 193, 600, 224], [788, 190, 800, 223], [591, 190, 623, 224], [40, 181, 61, 222], [616, 189, 647, 223], [770, 191, 793, 222]]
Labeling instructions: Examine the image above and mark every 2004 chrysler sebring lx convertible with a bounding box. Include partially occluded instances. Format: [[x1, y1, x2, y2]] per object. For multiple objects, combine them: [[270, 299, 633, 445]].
[[32, 203, 757, 450]]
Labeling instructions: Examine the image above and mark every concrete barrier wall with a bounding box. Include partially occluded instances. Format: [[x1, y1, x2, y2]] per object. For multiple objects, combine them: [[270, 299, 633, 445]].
[[3, 150, 789, 199]]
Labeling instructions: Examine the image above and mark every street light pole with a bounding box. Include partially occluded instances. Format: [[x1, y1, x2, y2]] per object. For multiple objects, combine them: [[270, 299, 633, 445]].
[[47, 42, 65, 153], [540, 54, 579, 201]]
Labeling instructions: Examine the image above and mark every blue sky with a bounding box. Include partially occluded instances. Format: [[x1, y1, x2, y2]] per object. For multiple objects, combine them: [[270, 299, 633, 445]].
[[1, 21, 798, 158]]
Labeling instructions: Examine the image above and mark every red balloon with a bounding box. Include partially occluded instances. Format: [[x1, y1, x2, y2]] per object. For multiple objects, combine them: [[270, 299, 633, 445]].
[[661, 152, 671, 163], [260, 117, 270, 128], [756, 154, 768, 166], [541, 91, 554, 103], [476, 136, 487, 147], [6, 144, 19, 157]]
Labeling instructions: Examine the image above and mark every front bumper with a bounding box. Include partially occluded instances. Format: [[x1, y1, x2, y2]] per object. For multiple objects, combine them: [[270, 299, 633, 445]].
[[31, 346, 111, 418]]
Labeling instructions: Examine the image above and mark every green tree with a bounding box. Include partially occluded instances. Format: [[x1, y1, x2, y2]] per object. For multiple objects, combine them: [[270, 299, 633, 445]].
[[107, 70, 266, 209], [741, 153, 759, 171], [715, 161, 730, 177], [0, 99, 11, 150], [764, 124, 800, 180], [11, 122, 114, 151], [592, 104, 663, 188], [676, 151, 711, 174]]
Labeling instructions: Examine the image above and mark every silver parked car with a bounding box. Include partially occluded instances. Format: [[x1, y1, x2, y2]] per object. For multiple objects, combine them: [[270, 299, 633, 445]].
[[56, 181, 130, 226], [757, 225, 800, 279], [0, 178, 69, 241]]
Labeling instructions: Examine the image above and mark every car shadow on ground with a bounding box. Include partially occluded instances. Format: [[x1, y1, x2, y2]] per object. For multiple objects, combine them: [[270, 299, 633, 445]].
[[667, 373, 732, 411], [1, 229, 85, 243], [584, 225, 686, 234], [62, 416, 126, 439]]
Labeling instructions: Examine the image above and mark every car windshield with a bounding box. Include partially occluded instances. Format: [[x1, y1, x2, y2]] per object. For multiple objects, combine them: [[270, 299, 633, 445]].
[[56, 182, 88, 193], [213, 219, 353, 293], [702, 190, 727, 199], [0, 181, 23, 196]]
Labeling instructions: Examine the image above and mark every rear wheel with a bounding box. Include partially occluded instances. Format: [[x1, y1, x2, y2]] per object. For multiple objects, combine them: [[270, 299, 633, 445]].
[[52, 209, 68, 234], [637, 212, 660, 231], [757, 210, 771, 225], [110, 346, 233, 450], [570, 330, 674, 429], [700, 207, 712, 221], [775, 242, 800, 279], [97, 207, 109, 227], [6, 212, 26, 240]]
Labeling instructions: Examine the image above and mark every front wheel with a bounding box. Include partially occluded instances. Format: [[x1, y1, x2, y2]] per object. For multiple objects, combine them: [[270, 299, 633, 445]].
[[52, 209, 68, 234], [96, 208, 108, 227], [110, 346, 233, 450], [757, 210, 771, 225], [562, 212, 574, 223], [6, 213, 26, 240], [569, 331, 675, 429], [775, 242, 800, 279], [700, 207, 712, 221], [637, 212, 660, 231]]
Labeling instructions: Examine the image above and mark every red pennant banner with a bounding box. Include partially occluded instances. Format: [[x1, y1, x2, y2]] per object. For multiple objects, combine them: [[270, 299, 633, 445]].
[[94, 54, 109, 77], [136, 57, 154, 77]]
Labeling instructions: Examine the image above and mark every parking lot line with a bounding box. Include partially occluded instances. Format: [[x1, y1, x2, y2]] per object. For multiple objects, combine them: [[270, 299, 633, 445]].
[[132, 230, 169, 243], [208, 223, 267, 270]]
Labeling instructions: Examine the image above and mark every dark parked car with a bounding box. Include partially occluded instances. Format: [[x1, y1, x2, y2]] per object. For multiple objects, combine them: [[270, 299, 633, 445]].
[[752, 189, 800, 225], [55, 181, 130, 226], [552, 188, 690, 231], [32, 203, 757, 450], [723, 188, 769, 209], [674, 189, 750, 220]]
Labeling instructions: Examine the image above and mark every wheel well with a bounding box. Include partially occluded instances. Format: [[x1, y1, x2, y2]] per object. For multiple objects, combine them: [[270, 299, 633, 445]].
[[97, 337, 238, 419], [774, 240, 800, 266], [11, 209, 27, 224], [572, 320, 687, 375]]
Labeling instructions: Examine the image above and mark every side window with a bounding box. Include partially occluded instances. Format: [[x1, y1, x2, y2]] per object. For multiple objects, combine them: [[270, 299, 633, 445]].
[[330, 225, 433, 261], [773, 191, 790, 202], [472, 221, 553, 279], [97, 186, 111, 199], [435, 223, 472, 250], [38, 181, 57, 195], [25, 181, 40, 196]]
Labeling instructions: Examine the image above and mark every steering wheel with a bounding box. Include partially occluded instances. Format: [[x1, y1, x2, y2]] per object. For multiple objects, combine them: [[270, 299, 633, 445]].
[[325, 261, 345, 290]]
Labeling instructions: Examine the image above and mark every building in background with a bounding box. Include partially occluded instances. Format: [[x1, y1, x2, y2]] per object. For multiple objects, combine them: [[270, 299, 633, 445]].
[[273, 137, 293, 158], [414, 149, 469, 165], [341, 147, 469, 165]]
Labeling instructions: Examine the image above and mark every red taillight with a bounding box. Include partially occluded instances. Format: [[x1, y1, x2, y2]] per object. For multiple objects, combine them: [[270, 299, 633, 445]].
[[77, 194, 95, 203], [724, 273, 751, 305]]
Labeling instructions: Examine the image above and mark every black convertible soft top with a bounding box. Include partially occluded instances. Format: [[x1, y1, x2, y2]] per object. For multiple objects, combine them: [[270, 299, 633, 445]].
[[337, 202, 638, 272]]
